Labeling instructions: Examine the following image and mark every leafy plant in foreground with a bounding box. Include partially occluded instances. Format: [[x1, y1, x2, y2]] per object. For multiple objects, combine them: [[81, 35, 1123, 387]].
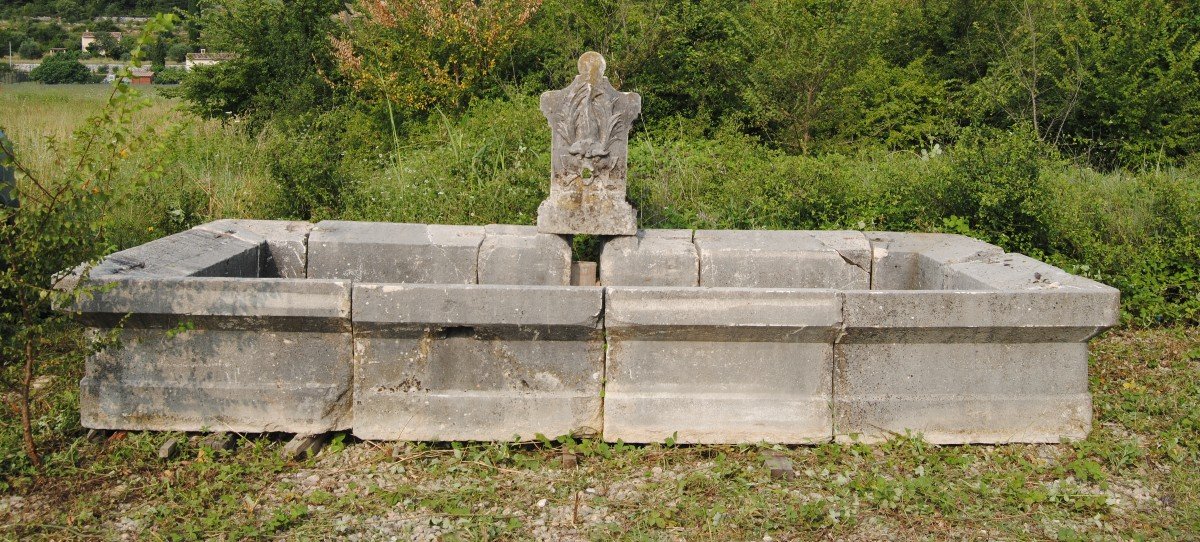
[[0, 13, 177, 468]]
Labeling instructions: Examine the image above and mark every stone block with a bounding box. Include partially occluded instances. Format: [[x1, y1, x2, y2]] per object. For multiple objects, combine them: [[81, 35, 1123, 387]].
[[842, 290, 1119, 341], [157, 438, 180, 459], [90, 227, 262, 280], [477, 225, 571, 286], [307, 220, 483, 283], [353, 284, 605, 441], [604, 287, 840, 444], [867, 232, 1003, 290], [944, 252, 1118, 293], [74, 276, 352, 325], [835, 288, 1119, 443], [694, 230, 869, 289], [78, 277, 353, 434], [809, 230, 873, 273], [836, 341, 1092, 444], [282, 433, 329, 460], [197, 219, 313, 278], [571, 262, 598, 286], [599, 229, 698, 286]]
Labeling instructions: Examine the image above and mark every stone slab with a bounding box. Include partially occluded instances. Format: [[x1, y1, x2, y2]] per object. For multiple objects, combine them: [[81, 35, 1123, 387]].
[[73, 277, 352, 328], [353, 284, 604, 441], [599, 229, 698, 286], [81, 328, 352, 433], [867, 232, 1003, 290], [835, 342, 1092, 443], [944, 253, 1118, 293], [835, 289, 1119, 443], [694, 230, 869, 289], [307, 220, 483, 283], [197, 219, 313, 278], [571, 261, 598, 286], [841, 290, 1119, 342], [809, 230, 872, 273], [604, 287, 840, 444], [92, 227, 262, 280], [77, 278, 352, 433], [477, 225, 571, 286]]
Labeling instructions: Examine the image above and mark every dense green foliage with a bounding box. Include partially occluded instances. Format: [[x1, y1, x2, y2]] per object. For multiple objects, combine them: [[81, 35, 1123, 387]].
[[175, 0, 342, 127], [151, 65, 184, 83], [29, 52, 94, 84], [16, 39, 41, 59], [0, 4, 202, 64], [0, 1, 191, 20], [170, 0, 1200, 325], [2, 20, 73, 54]]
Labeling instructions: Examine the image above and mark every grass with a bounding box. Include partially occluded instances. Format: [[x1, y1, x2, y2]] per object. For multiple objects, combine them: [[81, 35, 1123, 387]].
[[0, 328, 1197, 540], [0, 82, 275, 250]]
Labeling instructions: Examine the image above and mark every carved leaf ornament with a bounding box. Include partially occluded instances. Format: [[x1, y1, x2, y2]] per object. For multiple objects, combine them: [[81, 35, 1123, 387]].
[[547, 52, 628, 184]]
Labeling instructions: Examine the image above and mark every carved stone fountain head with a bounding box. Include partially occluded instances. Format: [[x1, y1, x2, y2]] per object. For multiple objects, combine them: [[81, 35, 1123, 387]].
[[536, 51, 639, 236]]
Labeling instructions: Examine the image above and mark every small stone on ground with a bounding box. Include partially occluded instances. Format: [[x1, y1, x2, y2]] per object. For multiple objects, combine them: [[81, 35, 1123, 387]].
[[282, 433, 329, 460], [763, 452, 794, 480], [157, 438, 179, 460], [200, 432, 236, 453]]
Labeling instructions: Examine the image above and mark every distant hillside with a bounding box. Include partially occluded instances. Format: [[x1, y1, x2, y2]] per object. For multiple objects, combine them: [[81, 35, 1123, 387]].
[[1, 1, 194, 20]]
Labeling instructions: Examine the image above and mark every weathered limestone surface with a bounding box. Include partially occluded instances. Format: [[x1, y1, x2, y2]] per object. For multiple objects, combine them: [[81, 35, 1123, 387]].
[[197, 219, 313, 278], [835, 250, 1120, 443], [868, 231, 1004, 290], [536, 52, 639, 235], [599, 229, 698, 286], [67, 218, 1121, 445], [477, 225, 571, 286], [571, 261, 598, 286], [944, 252, 1116, 293], [353, 284, 605, 441], [307, 220, 483, 283], [694, 230, 869, 289], [88, 226, 262, 280], [78, 277, 353, 433], [604, 287, 840, 444]]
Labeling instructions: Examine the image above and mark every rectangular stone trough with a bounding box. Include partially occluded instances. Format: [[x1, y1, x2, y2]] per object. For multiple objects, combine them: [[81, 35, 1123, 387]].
[[70, 221, 1118, 444], [600, 229, 1117, 444], [73, 219, 354, 433]]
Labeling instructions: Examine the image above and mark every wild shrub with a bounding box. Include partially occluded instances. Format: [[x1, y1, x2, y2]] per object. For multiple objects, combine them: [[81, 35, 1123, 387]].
[[17, 39, 41, 59], [931, 127, 1059, 255], [176, 0, 343, 128], [332, 0, 541, 121], [29, 52, 94, 84], [263, 111, 361, 221], [0, 14, 179, 468], [152, 67, 186, 85]]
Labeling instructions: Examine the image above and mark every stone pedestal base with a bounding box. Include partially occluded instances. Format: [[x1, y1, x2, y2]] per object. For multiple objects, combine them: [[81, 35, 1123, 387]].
[[537, 195, 636, 236]]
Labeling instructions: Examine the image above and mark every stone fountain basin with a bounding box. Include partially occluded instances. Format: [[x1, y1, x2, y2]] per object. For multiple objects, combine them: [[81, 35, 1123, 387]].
[[71, 219, 1118, 444]]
